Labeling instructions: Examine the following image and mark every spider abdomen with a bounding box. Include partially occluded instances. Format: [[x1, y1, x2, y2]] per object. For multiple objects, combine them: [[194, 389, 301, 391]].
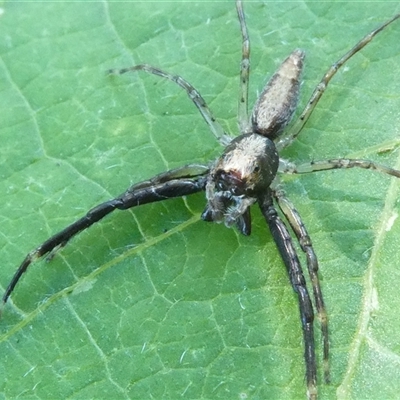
[[252, 49, 304, 139]]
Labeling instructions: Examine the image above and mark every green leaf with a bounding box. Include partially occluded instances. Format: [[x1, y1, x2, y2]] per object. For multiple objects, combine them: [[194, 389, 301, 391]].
[[1, 1, 400, 399]]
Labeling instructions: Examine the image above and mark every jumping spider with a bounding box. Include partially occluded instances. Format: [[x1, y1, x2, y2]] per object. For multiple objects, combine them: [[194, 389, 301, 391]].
[[2, 2, 400, 399]]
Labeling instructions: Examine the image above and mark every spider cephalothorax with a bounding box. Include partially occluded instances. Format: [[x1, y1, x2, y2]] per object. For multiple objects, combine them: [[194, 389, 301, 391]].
[[2, 2, 400, 399], [202, 133, 279, 234]]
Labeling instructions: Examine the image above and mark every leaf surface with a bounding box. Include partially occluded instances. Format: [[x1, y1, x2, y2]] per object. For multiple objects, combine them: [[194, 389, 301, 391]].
[[1, 2, 400, 399]]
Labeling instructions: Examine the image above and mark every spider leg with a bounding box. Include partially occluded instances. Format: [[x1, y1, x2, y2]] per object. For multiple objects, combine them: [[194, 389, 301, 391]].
[[108, 65, 231, 145], [2, 164, 209, 308], [236, 0, 251, 134], [279, 158, 400, 178], [258, 191, 317, 400], [276, 12, 400, 151], [273, 187, 330, 383]]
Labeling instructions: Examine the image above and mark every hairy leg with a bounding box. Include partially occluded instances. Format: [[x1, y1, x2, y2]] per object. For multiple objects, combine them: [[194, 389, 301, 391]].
[[2, 164, 209, 307], [274, 187, 330, 383], [258, 191, 317, 400], [109, 65, 231, 145], [276, 13, 400, 150], [279, 158, 400, 178]]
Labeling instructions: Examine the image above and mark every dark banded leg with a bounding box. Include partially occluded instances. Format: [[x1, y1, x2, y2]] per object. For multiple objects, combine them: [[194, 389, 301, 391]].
[[274, 188, 330, 383], [258, 191, 317, 400], [2, 164, 209, 307]]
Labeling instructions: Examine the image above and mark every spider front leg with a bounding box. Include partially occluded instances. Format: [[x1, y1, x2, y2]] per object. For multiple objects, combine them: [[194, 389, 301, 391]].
[[258, 190, 317, 400], [2, 164, 209, 309], [273, 187, 330, 383]]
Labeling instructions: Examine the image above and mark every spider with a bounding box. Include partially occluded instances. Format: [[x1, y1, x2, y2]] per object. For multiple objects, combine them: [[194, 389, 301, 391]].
[[2, 2, 400, 399]]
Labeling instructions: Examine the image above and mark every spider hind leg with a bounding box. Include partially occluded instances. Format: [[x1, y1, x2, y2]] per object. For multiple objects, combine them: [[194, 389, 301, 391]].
[[108, 65, 231, 146], [276, 12, 400, 150]]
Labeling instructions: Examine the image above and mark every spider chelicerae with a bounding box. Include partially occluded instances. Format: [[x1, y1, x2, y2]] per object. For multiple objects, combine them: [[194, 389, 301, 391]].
[[2, 2, 400, 399]]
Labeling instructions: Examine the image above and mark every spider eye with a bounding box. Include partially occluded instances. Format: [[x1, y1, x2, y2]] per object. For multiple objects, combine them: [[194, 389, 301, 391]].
[[231, 187, 241, 196], [215, 170, 246, 196]]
